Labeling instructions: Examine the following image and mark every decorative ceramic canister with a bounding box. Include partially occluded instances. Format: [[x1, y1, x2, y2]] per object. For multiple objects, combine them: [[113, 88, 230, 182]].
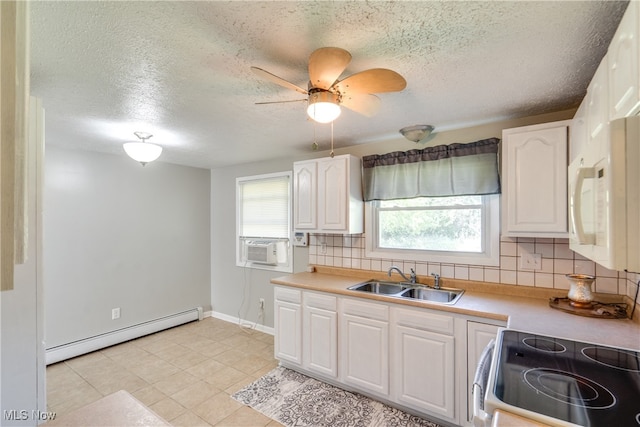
[[565, 274, 596, 307]]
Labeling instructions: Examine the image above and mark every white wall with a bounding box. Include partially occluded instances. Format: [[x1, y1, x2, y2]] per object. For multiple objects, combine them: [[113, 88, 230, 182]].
[[1, 98, 46, 426], [210, 159, 309, 329], [209, 110, 578, 328], [44, 147, 211, 348]]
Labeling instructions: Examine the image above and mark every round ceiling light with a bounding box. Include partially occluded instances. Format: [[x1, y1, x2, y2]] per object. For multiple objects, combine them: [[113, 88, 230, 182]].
[[399, 125, 435, 143], [123, 132, 163, 165], [307, 91, 341, 123]]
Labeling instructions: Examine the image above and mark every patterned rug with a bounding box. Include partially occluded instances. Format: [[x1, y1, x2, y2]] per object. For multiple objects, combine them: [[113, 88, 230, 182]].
[[232, 366, 444, 427]]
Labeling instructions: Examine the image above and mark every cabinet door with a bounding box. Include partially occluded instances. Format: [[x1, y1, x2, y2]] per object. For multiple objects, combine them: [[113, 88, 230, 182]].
[[586, 60, 610, 149], [317, 156, 348, 231], [571, 100, 588, 163], [293, 160, 317, 230], [303, 294, 338, 379], [393, 325, 455, 420], [609, 0, 640, 119], [340, 313, 389, 396], [274, 288, 302, 365], [466, 322, 500, 423], [502, 123, 568, 237]]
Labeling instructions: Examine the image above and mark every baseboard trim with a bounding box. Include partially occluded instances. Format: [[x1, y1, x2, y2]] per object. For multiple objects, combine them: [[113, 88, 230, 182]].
[[45, 307, 202, 365], [210, 310, 274, 336]]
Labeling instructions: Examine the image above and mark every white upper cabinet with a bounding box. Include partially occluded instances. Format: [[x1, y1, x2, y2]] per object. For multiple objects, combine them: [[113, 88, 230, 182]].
[[570, 98, 588, 163], [574, 1, 639, 159], [292, 160, 317, 230], [586, 60, 610, 150], [608, 1, 640, 120], [293, 154, 363, 234], [502, 121, 570, 237]]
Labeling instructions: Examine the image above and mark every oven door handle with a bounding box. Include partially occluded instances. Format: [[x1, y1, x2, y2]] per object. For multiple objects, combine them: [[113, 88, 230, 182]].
[[472, 339, 495, 427]]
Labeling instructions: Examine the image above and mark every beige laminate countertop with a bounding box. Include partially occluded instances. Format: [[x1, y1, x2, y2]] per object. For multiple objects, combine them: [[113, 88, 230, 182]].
[[271, 268, 640, 350]]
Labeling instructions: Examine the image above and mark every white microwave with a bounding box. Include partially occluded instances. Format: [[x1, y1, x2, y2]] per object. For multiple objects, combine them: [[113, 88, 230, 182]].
[[568, 115, 640, 271]]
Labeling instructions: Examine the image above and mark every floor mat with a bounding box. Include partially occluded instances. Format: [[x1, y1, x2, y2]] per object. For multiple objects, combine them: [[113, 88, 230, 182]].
[[232, 366, 444, 427]]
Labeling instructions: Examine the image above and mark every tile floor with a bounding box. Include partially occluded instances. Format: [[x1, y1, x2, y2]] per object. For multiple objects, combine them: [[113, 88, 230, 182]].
[[46, 317, 283, 426]]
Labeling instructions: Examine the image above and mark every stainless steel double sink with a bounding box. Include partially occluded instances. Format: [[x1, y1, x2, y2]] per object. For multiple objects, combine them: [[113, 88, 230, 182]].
[[347, 280, 464, 305]]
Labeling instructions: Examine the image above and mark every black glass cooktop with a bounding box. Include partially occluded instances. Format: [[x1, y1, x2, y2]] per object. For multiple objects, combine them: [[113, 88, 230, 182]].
[[494, 330, 640, 426]]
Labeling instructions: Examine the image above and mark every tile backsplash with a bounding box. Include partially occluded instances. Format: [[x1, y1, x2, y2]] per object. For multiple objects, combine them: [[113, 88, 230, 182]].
[[308, 234, 640, 302]]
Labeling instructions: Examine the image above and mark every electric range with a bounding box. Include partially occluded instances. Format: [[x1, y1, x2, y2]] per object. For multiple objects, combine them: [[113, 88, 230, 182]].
[[484, 329, 640, 426]]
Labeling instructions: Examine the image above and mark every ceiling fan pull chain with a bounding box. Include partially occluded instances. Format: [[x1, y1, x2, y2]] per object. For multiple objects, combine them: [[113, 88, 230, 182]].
[[330, 121, 335, 158], [312, 121, 319, 151]]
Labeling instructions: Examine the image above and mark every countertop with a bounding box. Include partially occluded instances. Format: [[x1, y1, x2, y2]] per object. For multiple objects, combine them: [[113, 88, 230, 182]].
[[271, 267, 640, 350]]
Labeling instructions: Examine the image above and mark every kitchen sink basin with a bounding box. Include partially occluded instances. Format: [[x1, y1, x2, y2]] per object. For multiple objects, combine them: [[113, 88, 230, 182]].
[[399, 287, 463, 304], [348, 281, 409, 295], [347, 280, 464, 305]]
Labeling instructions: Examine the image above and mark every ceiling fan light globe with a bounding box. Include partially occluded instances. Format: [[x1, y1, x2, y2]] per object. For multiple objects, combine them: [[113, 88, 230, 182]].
[[123, 142, 163, 164], [307, 91, 341, 123], [307, 102, 341, 123]]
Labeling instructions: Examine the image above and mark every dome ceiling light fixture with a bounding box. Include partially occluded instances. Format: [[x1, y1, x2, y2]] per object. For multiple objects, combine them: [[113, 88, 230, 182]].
[[307, 90, 341, 124], [123, 131, 163, 166], [399, 125, 435, 143]]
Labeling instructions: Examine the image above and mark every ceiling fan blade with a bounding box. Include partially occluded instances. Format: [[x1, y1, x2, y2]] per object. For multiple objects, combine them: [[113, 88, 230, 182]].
[[251, 66, 308, 95], [334, 68, 407, 95], [308, 47, 352, 90], [340, 93, 381, 117], [255, 99, 307, 105]]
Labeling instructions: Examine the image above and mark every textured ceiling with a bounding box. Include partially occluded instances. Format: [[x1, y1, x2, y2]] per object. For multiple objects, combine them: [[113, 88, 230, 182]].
[[30, 1, 628, 169]]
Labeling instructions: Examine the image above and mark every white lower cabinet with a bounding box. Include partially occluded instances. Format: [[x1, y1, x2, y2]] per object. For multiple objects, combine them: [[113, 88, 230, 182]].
[[466, 321, 501, 424], [274, 286, 506, 426], [274, 287, 302, 365], [340, 298, 390, 397], [391, 307, 455, 421], [303, 291, 338, 379]]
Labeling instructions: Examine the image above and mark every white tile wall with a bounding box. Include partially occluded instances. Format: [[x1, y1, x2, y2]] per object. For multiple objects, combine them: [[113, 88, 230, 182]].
[[308, 234, 640, 304]]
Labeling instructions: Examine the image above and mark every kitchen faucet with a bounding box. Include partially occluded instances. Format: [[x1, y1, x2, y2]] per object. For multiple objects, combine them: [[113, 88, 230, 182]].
[[431, 272, 441, 289], [387, 266, 416, 284]]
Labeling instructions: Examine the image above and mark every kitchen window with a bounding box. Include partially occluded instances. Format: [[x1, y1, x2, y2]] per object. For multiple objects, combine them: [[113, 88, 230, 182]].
[[365, 194, 500, 266], [362, 138, 501, 267], [236, 171, 292, 272]]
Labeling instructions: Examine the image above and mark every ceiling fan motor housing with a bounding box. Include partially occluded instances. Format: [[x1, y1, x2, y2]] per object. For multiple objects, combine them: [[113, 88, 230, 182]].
[[308, 88, 341, 105]]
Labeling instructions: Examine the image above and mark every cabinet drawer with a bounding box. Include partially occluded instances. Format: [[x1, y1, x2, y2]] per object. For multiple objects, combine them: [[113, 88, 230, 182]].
[[343, 298, 389, 321], [304, 291, 337, 311], [275, 286, 301, 304], [394, 307, 454, 335]]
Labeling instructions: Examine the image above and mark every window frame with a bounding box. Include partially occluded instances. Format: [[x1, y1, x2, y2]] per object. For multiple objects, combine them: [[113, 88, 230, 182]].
[[236, 171, 293, 273], [365, 194, 500, 266]]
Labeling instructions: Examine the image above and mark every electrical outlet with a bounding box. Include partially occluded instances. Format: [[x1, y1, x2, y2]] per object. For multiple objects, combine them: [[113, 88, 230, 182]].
[[259, 298, 265, 310], [520, 253, 542, 270], [111, 307, 120, 320]]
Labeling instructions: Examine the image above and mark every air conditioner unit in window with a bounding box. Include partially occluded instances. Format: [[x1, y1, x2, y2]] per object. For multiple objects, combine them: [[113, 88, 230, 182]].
[[246, 240, 278, 265]]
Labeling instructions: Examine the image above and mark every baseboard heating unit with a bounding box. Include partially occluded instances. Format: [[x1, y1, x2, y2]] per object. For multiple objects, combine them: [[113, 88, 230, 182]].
[[45, 307, 203, 365]]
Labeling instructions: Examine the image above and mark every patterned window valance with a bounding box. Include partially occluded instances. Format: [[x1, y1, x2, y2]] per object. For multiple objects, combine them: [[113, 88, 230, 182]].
[[362, 138, 501, 201]]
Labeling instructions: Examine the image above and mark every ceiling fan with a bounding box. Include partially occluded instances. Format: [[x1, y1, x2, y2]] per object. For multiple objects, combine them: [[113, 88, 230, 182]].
[[251, 47, 407, 123]]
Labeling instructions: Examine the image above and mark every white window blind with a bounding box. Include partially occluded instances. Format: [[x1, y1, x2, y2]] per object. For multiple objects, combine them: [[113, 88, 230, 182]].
[[238, 174, 290, 238]]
